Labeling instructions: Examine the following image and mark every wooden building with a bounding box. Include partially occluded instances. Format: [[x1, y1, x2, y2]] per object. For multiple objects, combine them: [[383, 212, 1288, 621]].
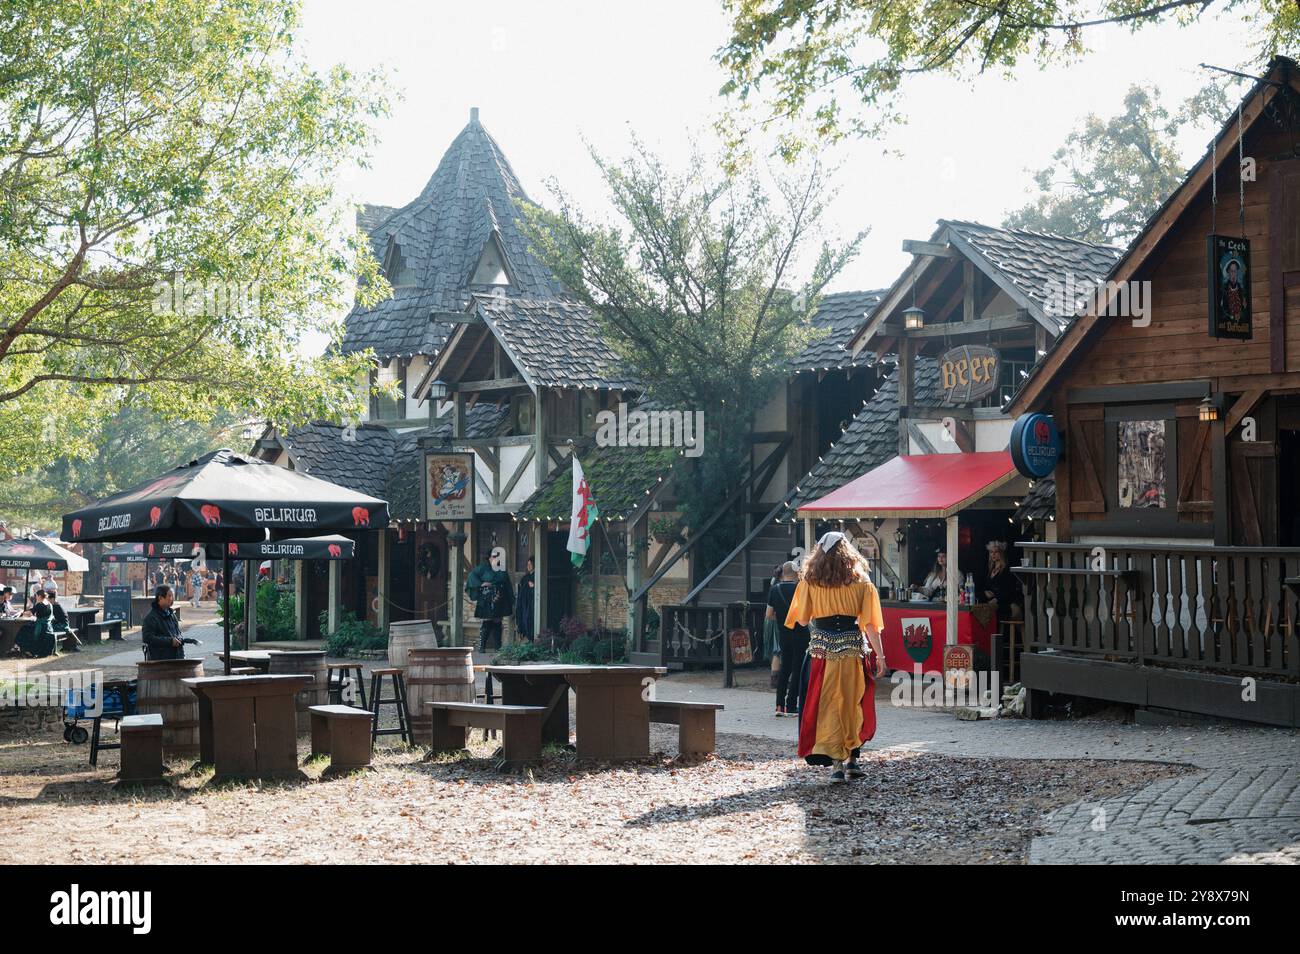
[[1005, 57, 1300, 726]]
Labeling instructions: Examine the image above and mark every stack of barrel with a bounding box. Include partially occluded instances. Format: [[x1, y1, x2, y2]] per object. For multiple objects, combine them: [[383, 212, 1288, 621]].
[[135, 659, 204, 759]]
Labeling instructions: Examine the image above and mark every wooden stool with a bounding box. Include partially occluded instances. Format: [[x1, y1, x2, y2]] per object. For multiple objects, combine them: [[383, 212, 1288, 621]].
[[648, 700, 724, 757], [368, 668, 411, 744], [327, 663, 367, 708], [118, 713, 166, 784], [309, 704, 374, 777]]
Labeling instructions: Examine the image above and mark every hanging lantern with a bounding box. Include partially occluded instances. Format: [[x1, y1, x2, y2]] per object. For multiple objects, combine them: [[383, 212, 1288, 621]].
[[903, 304, 925, 330]]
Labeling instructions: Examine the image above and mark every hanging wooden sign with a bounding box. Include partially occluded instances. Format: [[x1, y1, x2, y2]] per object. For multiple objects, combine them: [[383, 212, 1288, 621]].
[[1207, 235, 1252, 340], [729, 628, 753, 665], [939, 345, 1000, 404]]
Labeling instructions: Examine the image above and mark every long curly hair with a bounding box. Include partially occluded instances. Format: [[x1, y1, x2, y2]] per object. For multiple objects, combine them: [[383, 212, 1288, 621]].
[[802, 538, 872, 588]]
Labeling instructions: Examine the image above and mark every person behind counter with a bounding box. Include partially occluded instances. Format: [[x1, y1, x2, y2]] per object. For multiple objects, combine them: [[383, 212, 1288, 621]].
[[982, 541, 1023, 619], [919, 549, 948, 600], [785, 531, 886, 785]]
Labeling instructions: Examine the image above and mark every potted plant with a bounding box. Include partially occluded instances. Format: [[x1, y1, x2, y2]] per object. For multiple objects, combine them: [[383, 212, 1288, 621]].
[[650, 516, 678, 545]]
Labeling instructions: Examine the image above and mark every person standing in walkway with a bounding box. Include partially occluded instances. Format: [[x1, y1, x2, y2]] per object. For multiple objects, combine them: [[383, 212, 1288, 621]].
[[142, 584, 185, 660], [189, 566, 203, 608], [785, 531, 886, 784], [515, 556, 535, 642], [766, 561, 808, 717], [466, 552, 512, 652]]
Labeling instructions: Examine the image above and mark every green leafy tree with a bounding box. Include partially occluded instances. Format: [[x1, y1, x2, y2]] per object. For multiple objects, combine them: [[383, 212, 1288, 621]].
[[523, 141, 863, 566], [0, 0, 392, 477], [717, 0, 1297, 154], [1004, 82, 1238, 243]]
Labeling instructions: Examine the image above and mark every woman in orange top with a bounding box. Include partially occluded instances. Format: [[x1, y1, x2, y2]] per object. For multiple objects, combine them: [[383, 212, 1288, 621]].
[[785, 531, 886, 783]]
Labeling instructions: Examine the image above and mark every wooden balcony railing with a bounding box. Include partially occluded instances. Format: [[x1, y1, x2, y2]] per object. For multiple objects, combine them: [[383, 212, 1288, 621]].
[[1015, 543, 1300, 677]]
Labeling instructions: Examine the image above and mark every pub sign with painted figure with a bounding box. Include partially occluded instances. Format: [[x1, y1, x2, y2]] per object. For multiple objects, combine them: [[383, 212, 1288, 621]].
[[1207, 235, 1252, 340], [423, 453, 475, 521]]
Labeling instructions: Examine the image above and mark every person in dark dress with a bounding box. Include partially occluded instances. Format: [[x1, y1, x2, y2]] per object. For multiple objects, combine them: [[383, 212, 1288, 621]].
[[982, 541, 1023, 619], [515, 557, 535, 642], [15, 589, 55, 657], [141, 585, 186, 660], [767, 561, 809, 716]]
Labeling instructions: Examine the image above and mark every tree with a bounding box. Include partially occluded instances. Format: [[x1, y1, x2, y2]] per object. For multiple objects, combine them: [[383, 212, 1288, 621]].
[[0, 0, 391, 478], [523, 141, 863, 565], [1004, 82, 1238, 243], [716, 0, 1297, 154]]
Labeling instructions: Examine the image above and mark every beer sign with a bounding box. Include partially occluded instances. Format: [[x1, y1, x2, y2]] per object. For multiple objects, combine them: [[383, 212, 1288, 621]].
[[939, 345, 1000, 404]]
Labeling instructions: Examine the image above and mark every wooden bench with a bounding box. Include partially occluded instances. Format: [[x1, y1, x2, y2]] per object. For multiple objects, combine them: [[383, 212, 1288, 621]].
[[118, 713, 166, 785], [648, 700, 724, 757], [85, 620, 123, 642], [308, 704, 374, 777], [425, 701, 546, 766]]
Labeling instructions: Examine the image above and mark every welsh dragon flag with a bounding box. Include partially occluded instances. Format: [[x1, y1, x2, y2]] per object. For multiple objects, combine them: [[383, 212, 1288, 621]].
[[567, 455, 599, 568]]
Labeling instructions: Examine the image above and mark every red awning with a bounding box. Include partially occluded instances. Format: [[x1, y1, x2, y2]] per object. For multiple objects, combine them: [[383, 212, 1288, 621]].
[[797, 452, 1018, 519]]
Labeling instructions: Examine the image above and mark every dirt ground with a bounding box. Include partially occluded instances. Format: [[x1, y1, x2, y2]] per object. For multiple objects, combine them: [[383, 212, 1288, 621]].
[[0, 723, 1190, 864]]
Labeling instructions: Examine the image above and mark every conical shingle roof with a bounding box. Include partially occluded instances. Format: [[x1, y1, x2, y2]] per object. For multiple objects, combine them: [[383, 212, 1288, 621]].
[[342, 109, 566, 357]]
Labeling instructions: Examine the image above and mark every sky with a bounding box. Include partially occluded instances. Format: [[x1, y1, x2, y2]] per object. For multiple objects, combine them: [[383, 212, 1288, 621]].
[[296, 0, 1263, 296]]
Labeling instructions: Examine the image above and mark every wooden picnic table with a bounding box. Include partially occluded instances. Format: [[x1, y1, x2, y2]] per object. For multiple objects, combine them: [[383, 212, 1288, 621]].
[[214, 650, 275, 673], [483, 664, 668, 761], [181, 674, 311, 780], [66, 606, 99, 634], [0, 617, 28, 656]]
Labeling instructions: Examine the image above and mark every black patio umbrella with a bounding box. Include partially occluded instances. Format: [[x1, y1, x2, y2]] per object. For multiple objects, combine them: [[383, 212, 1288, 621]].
[[102, 543, 148, 563], [0, 536, 88, 609], [62, 448, 389, 673], [205, 534, 356, 562]]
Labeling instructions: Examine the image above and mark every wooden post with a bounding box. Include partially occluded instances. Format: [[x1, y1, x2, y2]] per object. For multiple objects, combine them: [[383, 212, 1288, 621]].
[[448, 527, 466, 647], [945, 515, 959, 646], [626, 515, 644, 649], [803, 517, 814, 556], [294, 560, 307, 640], [533, 522, 548, 645], [327, 560, 341, 636], [376, 529, 390, 633], [897, 340, 914, 456]]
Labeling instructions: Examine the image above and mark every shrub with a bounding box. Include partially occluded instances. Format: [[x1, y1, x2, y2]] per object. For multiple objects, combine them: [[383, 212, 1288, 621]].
[[321, 610, 386, 658], [492, 641, 558, 664]]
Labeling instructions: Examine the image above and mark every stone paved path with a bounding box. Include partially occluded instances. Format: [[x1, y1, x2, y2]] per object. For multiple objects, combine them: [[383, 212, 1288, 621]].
[[654, 672, 1300, 864]]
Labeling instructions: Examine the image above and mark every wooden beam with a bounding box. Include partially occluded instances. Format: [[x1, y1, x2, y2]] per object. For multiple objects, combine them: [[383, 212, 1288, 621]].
[[902, 239, 955, 258], [1225, 388, 1266, 433], [948, 418, 975, 453], [905, 421, 938, 454], [499, 445, 535, 502], [898, 313, 1035, 338], [454, 376, 528, 393], [963, 260, 976, 323]]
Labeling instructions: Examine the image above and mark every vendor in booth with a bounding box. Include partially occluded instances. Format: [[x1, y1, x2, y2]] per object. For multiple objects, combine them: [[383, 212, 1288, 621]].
[[917, 549, 948, 601], [982, 541, 1023, 619]]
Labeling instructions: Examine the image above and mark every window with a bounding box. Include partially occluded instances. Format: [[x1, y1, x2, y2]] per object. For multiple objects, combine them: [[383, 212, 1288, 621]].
[[471, 235, 511, 286], [382, 240, 415, 287], [371, 359, 406, 421], [1117, 420, 1167, 509], [978, 347, 1035, 408]]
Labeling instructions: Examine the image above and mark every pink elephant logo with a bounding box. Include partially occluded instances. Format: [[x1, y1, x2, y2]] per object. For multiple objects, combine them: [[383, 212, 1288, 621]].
[[149, 506, 162, 527], [46, 561, 56, 570], [200, 504, 221, 525], [351, 507, 370, 527], [12, 544, 34, 555], [228, 542, 239, 556], [327, 544, 342, 558], [1034, 419, 1051, 445], [71, 519, 82, 538], [147, 544, 155, 557]]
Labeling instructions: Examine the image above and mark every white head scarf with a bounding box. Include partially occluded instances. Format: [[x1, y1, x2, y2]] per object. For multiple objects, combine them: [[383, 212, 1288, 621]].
[[816, 530, 858, 556]]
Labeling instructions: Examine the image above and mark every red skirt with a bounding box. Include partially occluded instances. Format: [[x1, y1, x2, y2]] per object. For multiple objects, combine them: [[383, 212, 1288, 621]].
[[797, 653, 876, 765]]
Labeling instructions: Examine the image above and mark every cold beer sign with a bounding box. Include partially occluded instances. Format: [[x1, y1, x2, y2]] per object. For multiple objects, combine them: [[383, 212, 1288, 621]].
[[939, 345, 1000, 404]]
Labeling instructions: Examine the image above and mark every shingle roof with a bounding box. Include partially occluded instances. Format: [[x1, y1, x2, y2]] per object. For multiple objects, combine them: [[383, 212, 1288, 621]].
[[473, 295, 639, 390], [516, 443, 680, 522], [790, 359, 947, 508], [342, 112, 566, 358], [792, 290, 887, 372], [941, 220, 1122, 333], [1013, 477, 1056, 522], [277, 405, 508, 522]]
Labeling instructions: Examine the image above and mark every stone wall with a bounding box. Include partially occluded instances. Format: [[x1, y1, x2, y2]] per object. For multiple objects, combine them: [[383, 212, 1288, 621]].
[[0, 705, 64, 739]]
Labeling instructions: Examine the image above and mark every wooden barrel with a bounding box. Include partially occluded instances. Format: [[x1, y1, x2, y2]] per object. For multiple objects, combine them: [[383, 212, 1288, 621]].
[[388, 619, 439, 670], [136, 658, 204, 758], [267, 650, 328, 733], [406, 647, 474, 741]]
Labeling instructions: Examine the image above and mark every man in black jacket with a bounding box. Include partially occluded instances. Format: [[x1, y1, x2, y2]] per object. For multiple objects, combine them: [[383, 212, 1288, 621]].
[[141, 585, 185, 660]]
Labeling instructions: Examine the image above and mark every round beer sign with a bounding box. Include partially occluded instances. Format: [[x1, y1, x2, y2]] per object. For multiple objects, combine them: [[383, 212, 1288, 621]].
[[1010, 412, 1061, 479]]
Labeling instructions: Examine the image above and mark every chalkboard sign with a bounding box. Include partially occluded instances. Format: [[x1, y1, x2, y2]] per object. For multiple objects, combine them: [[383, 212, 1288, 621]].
[[103, 585, 131, 624]]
